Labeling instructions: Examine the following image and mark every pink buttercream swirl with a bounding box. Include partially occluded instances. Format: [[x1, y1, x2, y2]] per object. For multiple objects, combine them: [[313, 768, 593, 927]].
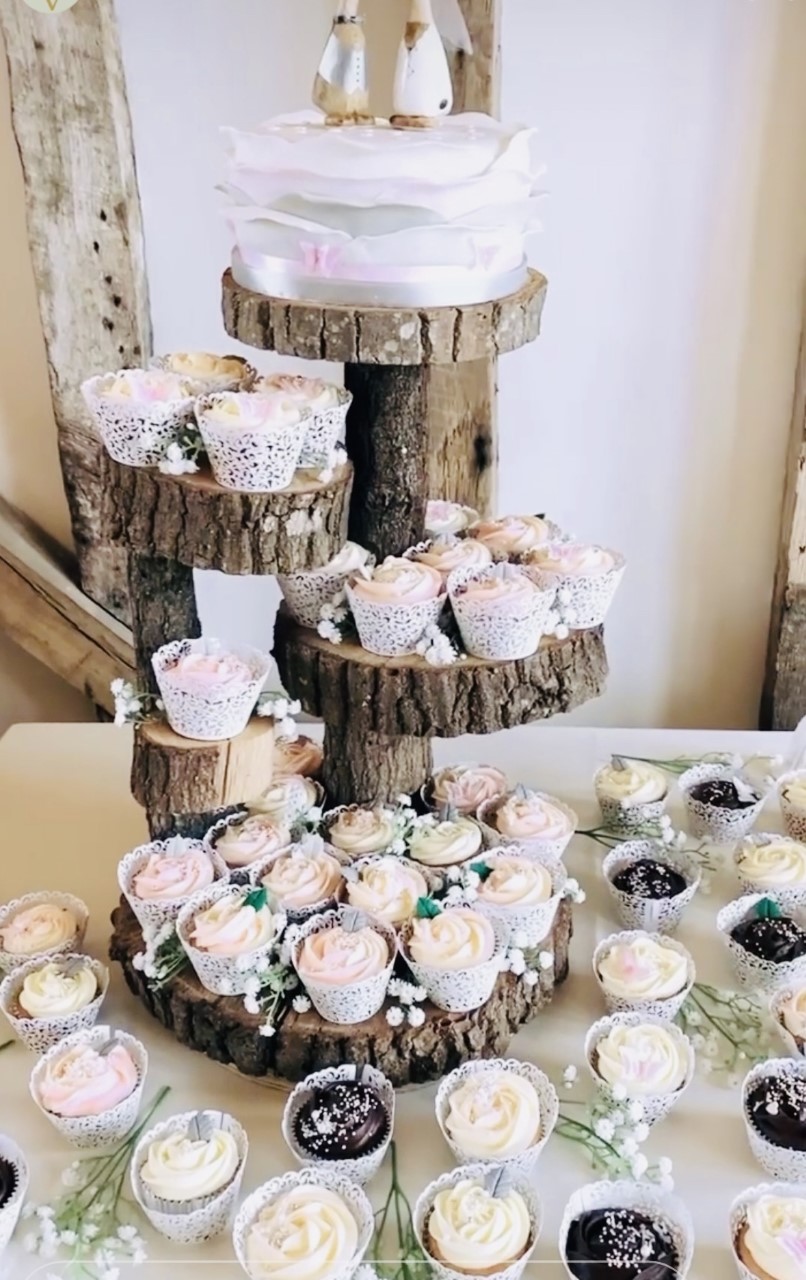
[[454, 568, 539, 607], [349, 558, 444, 605], [296, 924, 390, 987], [493, 792, 573, 841], [189, 895, 278, 956], [164, 651, 254, 694], [38, 1042, 138, 1118], [273, 736, 324, 779], [411, 537, 492, 579], [131, 850, 215, 902], [214, 816, 291, 870], [104, 369, 194, 404], [431, 764, 509, 816], [201, 390, 303, 430], [528, 542, 616, 577], [470, 515, 553, 558], [255, 373, 339, 411]]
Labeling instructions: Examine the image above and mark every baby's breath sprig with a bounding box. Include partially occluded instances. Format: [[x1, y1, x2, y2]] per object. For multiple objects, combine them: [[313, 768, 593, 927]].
[[579, 816, 686, 852], [317, 589, 355, 645], [676, 983, 778, 1084], [372, 1140, 423, 1280], [242, 952, 301, 1040], [131, 921, 188, 990], [110, 679, 163, 727], [157, 423, 205, 476], [556, 1068, 672, 1187], [256, 691, 303, 742]]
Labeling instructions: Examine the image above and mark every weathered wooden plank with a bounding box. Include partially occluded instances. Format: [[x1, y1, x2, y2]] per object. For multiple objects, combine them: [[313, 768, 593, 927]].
[[0, 1, 152, 619]]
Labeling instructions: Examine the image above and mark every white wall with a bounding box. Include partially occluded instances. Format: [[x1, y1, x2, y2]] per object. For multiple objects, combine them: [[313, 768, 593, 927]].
[[1, 0, 805, 731]]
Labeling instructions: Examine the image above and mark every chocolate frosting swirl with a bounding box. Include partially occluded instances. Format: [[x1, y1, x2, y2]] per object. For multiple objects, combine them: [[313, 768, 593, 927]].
[[565, 1208, 679, 1280], [612, 859, 688, 901], [730, 916, 806, 963], [294, 1080, 389, 1160], [747, 1076, 806, 1151]]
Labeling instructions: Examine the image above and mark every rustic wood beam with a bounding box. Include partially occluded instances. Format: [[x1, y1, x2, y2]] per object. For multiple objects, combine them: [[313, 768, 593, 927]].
[[0, 1, 151, 621]]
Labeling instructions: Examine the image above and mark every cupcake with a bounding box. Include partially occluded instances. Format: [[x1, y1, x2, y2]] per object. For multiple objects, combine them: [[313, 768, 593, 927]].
[[779, 772, 806, 843], [424, 764, 509, 817], [585, 1013, 694, 1127], [282, 1064, 394, 1185], [593, 931, 694, 1019], [255, 373, 350, 467], [730, 1184, 806, 1280], [118, 836, 228, 931], [717, 895, 806, 993], [401, 906, 506, 1014], [278, 543, 374, 630], [771, 984, 806, 1057], [345, 856, 429, 927], [177, 884, 284, 996], [415, 1165, 540, 1280], [195, 391, 309, 492], [594, 757, 668, 831], [679, 764, 765, 844], [407, 536, 492, 585], [250, 837, 345, 922], [736, 835, 806, 908], [478, 788, 576, 859], [435, 1059, 558, 1172], [0, 1135, 28, 1256], [0, 955, 109, 1055], [274, 735, 324, 780], [0, 892, 88, 975], [449, 564, 555, 661], [233, 1168, 374, 1280], [81, 368, 196, 467], [407, 814, 483, 868], [469, 514, 558, 560], [560, 1180, 693, 1280], [131, 1109, 248, 1244], [346, 558, 446, 657], [324, 806, 400, 859], [426, 501, 480, 538], [292, 907, 396, 1025], [474, 848, 567, 948], [524, 542, 625, 629], [602, 841, 700, 934], [247, 776, 324, 826], [152, 351, 256, 395], [152, 637, 271, 742], [30, 1025, 147, 1149], [743, 1058, 806, 1181], [207, 814, 292, 881]]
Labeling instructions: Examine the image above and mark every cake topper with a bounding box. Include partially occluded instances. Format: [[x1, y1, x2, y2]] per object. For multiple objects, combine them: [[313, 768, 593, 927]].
[[392, 0, 455, 129], [313, 0, 372, 126]]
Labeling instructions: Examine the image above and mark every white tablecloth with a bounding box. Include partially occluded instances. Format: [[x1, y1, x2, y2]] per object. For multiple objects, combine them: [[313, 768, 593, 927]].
[[0, 722, 794, 1278]]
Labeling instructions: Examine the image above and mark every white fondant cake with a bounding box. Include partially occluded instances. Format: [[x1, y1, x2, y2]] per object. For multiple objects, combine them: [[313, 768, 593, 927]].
[[221, 111, 544, 307]]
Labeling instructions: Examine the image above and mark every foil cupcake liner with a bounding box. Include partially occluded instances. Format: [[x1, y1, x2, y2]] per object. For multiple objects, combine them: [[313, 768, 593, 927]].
[[30, 1024, 147, 1150], [282, 1064, 395, 1186], [601, 841, 700, 934], [729, 1181, 805, 1280], [584, 1012, 695, 1128], [247, 842, 348, 924], [734, 832, 806, 912], [400, 916, 509, 1014], [476, 792, 577, 860], [0, 891, 89, 976], [118, 837, 230, 932], [233, 1167, 374, 1280], [525, 550, 626, 629], [742, 1056, 806, 1182], [150, 354, 257, 396], [346, 584, 447, 658], [769, 985, 806, 1058], [592, 930, 695, 1020], [474, 849, 568, 949], [131, 1109, 248, 1243], [176, 882, 282, 997], [716, 894, 806, 994], [778, 771, 806, 842], [0, 1134, 28, 1256], [414, 1162, 542, 1280], [195, 396, 310, 493], [299, 388, 351, 467], [81, 372, 196, 468], [278, 551, 374, 630], [559, 1179, 694, 1280], [435, 1058, 558, 1173], [0, 955, 109, 1055], [448, 567, 556, 661], [152, 637, 271, 742], [679, 764, 766, 845], [292, 907, 397, 1025]]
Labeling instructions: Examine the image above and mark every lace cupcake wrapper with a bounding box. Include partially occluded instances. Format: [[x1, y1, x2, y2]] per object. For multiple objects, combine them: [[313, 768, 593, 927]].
[[777, 772, 806, 842], [434, 1058, 558, 1174], [346, 586, 447, 658], [278, 566, 360, 630], [152, 637, 271, 742], [0, 891, 89, 976], [525, 554, 625, 629], [176, 883, 281, 997], [0, 1134, 28, 1256], [29, 1024, 148, 1150], [734, 833, 806, 912], [474, 851, 567, 949], [476, 793, 577, 861], [118, 838, 230, 932], [196, 400, 309, 493], [282, 1064, 395, 1186], [717, 894, 806, 994], [81, 374, 196, 468], [602, 842, 700, 935], [400, 918, 509, 1015], [729, 1181, 804, 1280], [584, 1012, 695, 1129], [448, 573, 556, 661], [0, 956, 109, 1056], [679, 764, 766, 844], [741, 1057, 806, 1181], [298, 390, 351, 467], [559, 1179, 694, 1280], [292, 908, 397, 1025], [592, 930, 695, 1021], [593, 768, 667, 833]]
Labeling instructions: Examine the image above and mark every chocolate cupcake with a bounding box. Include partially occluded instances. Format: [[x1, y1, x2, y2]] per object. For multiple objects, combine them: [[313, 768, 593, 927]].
[[564, 1207, 680, 1280], [603, 843, 700, 935], [679, 764, 764, 844], [730, 916, 806, 964], [282, 1065, 394, 1186], [743, 1059, 806, 1181], [718, 895, 806, 992]]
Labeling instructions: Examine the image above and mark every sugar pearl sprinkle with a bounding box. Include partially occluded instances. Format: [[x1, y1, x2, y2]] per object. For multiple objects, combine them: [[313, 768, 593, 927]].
[[755, 1075, 806, 1121], [597, 1210, 667, 1265]]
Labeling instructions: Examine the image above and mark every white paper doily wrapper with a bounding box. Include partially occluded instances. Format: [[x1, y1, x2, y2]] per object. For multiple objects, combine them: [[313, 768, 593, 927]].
[[400, 915, 509, 1014], [474, 849, 567, 948], [130, 1109, 248, 1243], [769, 986, 806, 1059], [729, 1181, 806, 1280], [292, 907, 397, 1025], [203, 811, 293, 886], [0, 955, 109, 1055], [734, 832, 806, 912], [778, 771, 806, 842], [716, 894, 806, 993], [247, 843, 347, 924], [593, 766, 668, 833], [195, 396, 309, 493], [584, 1011, 695, 1128], [0, 1134, 28, 1256], [151, 354, 257, 396], [477, 792, 577, 861], [741, 1056, 806, 1181], [0, 891, 89, 976], [679, 764, 766, 844], [152, 637, 271, 742], [298, 388, 351, 467], [81, 373, 196, 467], [278, 551, 374, 630], [592, 930, 695, 1020], [118, 838, 230, 932], [233, 1167, 374, 1280], [448, 568, 556, 660], [525, 550, 626, 629], [414, 1162, 542, 1280], [559, 1179, 694, 1280], [601, 841, 700, 934], [177, 882, 283, 997], [435, 1058, 558, 1173], [346, 583, 447, 658], [29, 1024, 148, 1150], [282, 1063, 394, 1185]]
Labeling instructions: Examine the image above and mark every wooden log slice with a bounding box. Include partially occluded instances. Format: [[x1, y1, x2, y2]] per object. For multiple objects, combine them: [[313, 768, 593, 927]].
[[110, 897, 572, 1088], [103, 458, 353, 575], [221, 270, 548, 367], [132, 718, 274, 839], [322, 724, 433, 808], [274, 606, 608, 739]]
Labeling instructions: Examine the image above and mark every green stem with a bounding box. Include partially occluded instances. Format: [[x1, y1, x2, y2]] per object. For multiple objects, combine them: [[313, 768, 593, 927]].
[[0, 1039, 14, 1053], [556, 1113, 625, 1168]]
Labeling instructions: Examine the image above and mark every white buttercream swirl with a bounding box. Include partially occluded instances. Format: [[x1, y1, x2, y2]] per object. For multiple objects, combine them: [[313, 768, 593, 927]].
[[215, 817, 291, 870], [493, 793, 572, 843], [408, 909, 495, 971], [245, 1185, 360, 1280], [200, 391, 303, 430], [249, 777, 319, 825], [781, 987, 806, 1041], [255, 373, 340, 412], [476, 855, 553, 908], [597, 937, 689, 1002], [349, 557, 443, 605], [783, 776, 806, 811], [407, 818, 482, 868], [162, 352, 249, 387], [445, 1072, 541, 1159], [470, 515, 553, 558], [595, 761, 667, 806], [103, 369, 195, 403], [139, 1126, 240, 1203], [190, 896, 279, 957], [274, 736, 324, 779], [412, 537, 492, 579], [427, 1178, 531, 1273], [322, 542, 372, 575], [737, 838, 806, 888], [1, 903, 79, 957], [529, 542, 616, 576], [743, 1194, 806, 1280], [262, 845, 343, 910], [17, 961, 98, 1018], [595, 1023, 690, 1096], [346, 857, 428, 926], [425, 501, 480, 538], [327, 808, 397, 857]]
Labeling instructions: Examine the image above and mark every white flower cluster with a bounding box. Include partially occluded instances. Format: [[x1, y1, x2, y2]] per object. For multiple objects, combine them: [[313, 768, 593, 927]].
[[257, 692, 302, 741], [560, 1066, 674, 1189], [110, 678, 162, 728], [543, 608, 570, 642], [132, 919, 180, 984], [240, 919, 301, 1037], [414, 623, 460, 667], [563, 876, 587, 905], [318, 590, 352, 645], [157, 439, 200, 476], [386, 978, 428, 1028], [316, 444, 349, 485]]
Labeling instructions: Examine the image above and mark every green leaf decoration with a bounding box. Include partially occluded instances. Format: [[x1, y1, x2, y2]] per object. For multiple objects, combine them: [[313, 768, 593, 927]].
[[470, 861, 493, 882], [416, 896, 443, 919], [755, 897, 782, 920], [244, 887, 269, 913]]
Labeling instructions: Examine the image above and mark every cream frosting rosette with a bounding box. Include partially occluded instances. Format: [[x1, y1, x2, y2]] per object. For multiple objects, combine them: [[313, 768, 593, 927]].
[[177, 884, 284, 996], [345, 856, 429, 927], [278, 543, 374, 630], [779, 771, 806, 843], [118, 836, 228, 931], [251, 837, 345, 921], [210, 814, 292, 875], [736, 835, 806, 908], [30, 1025, 148, 1149], [254, 374, 349, 466], [153, 638, 271, 742], [771, 984, 806, 1056], [730, 1183, 806, 1280], [0, 892, 88, 975], [593, 930, 694, 1019], [152, 351, 256, 394], [594, 757, 668, 831], [525, 541, 626, 629], [415, 1165, 540, 1280], [247, 776, 323, 826], [256, 373, 341, 414], [346, 558, 446, 657], [402, 907, 507, 1014], [435, 1059, 558, 1171], [478, 789, 576, 859], [195, 390, 309, 492], [325, 806, 400, 858], [425, 501, 480, 538], [81, 368, 197, 467], [469, 514, 557, 560], [140, 1126, 240, 1203], [274, 735, 324, 779], [474, 849, 566, 948], [292, 908, 396, 1025], [407, 815, 482, 868], [449, 564, 555, 661], [586, 1013, 694, 1128], [408, 536, 492, 583], [0, 955, 109, 1055], [425, 764, 509, 817]]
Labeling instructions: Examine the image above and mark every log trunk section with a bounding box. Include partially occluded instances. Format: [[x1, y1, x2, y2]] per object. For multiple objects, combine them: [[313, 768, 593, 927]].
[[104, 459, 353, 575], [762, 316, 806, 729], [1, 2, 151, 619], [127, 554, 200, 694], [110, 896, 572, 1088], [275, 605, 608, 739], [131, 718, 275, 839], [322, 723, 433, 807]]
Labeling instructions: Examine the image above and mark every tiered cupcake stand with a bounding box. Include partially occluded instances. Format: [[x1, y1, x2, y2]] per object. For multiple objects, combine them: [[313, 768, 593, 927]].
[[109, 268, 610, 1087]]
